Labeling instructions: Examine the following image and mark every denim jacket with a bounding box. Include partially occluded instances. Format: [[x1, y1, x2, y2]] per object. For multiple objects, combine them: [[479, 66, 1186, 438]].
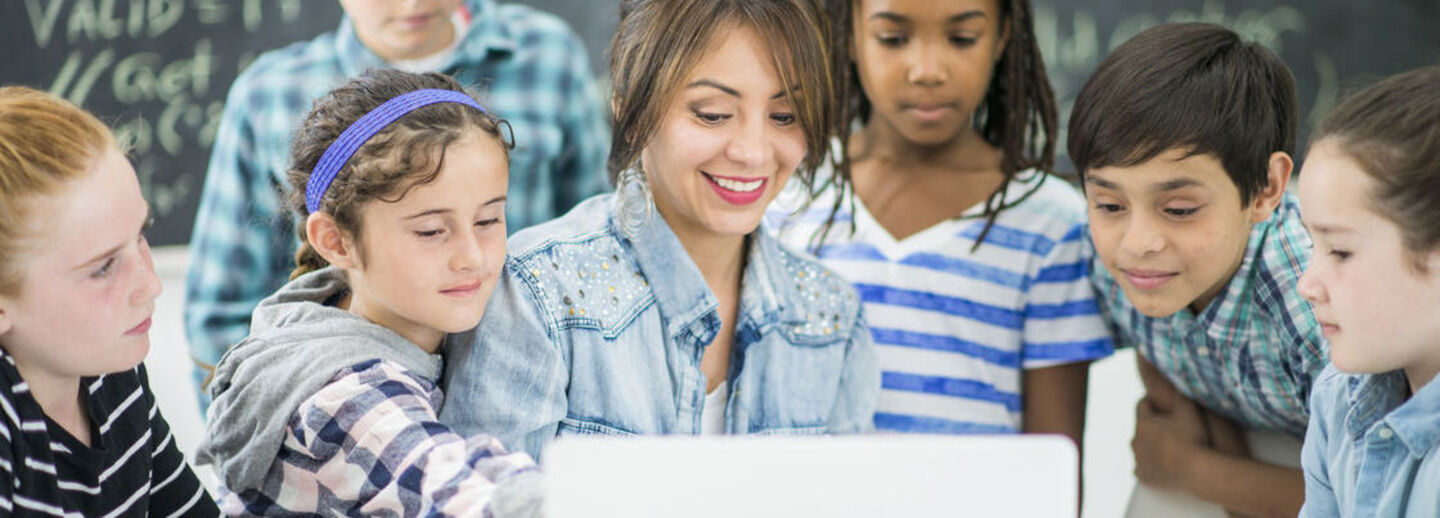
[[439, 194, 879, 459], [1301, 365, 1440, 517]]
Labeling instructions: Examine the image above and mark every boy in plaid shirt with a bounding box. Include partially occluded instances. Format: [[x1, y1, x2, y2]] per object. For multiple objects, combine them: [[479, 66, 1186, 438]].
[[1068, 23, 1327, 516]]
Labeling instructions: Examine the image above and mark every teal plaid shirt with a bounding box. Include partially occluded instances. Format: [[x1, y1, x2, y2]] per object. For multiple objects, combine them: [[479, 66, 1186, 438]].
[[1091, 192, 1328, 436], [184, 0, 610, 407]]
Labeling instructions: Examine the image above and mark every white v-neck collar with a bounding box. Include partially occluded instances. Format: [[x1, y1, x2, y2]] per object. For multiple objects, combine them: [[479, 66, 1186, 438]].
[[845, 169, 1043, 259], [845, 190, 979, 260]]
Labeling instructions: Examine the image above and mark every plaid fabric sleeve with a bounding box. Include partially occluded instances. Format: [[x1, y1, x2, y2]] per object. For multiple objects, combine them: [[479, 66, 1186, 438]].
[[551, 22, 611, 211], [183, 91, 297, 407], [1256, 194, 1330, 407], [259, 359, 537, 516]]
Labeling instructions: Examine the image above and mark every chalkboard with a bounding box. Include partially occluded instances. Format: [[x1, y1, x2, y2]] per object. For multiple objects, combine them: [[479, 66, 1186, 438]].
[[0, 0, 616, 247], [4, 0, 1436, 245], [1033, 0, 1439, 172], [2, 0, 346, 246]]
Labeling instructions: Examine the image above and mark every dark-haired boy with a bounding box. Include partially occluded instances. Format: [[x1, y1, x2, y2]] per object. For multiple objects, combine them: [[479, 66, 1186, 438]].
[[1068, 23, 1326, 517]]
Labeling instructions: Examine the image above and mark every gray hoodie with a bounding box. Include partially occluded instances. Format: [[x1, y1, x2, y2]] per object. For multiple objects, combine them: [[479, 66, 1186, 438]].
[[193, 266, 445, 492], [192, 267, 546, 518]]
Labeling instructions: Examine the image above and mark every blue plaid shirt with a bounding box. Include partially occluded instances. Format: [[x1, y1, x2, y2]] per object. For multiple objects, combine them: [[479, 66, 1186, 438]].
[[1091, 192, 1329, 436], [184, 0, 610, 406]]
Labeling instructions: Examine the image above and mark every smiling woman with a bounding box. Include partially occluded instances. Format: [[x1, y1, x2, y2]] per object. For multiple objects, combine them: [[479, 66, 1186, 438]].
[[438, 0, 879, 460]]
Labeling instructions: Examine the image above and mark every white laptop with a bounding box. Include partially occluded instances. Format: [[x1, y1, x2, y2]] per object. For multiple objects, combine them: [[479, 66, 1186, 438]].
[[544, 434, 1077, 518]]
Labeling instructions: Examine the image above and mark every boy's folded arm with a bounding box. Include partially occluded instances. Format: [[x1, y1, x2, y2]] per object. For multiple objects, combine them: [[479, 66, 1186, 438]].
[[1131, 388, 1301, 518], [1181, 444, 1304, 518], [1136, 354, 1181, 414]]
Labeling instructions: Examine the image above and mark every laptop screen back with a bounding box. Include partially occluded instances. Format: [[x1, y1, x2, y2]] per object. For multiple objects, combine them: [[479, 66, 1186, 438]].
[[545, 434, 1078, 517]]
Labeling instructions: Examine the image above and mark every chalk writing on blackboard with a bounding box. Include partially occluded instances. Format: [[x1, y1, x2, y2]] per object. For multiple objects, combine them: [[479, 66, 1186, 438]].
[[6, 0, 340, 245]]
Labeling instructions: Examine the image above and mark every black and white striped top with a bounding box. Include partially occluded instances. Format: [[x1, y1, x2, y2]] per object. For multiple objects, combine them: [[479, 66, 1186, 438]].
[[0, 350, 219, 517]]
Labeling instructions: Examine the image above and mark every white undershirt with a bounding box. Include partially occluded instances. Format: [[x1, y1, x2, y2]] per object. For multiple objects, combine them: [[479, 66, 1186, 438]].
[[701, 381, 730, 435], [388, 11, 467, 73]]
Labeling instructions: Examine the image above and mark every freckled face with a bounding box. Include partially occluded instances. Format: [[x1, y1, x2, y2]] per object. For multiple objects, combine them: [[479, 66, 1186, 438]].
[[0, 147, 161, 385]]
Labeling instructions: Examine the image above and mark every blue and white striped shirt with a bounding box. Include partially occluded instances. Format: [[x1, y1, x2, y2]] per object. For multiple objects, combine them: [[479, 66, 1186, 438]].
[[769, 169, 1113, 434]]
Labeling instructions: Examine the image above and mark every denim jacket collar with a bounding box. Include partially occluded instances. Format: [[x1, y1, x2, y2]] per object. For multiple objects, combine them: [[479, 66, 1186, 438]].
[[1345, 370, 1440, 456], [741, 221, 811, 331], [619, 212, 819, 348], [335, 0, 513, 78], [621, 209, 721, 346]]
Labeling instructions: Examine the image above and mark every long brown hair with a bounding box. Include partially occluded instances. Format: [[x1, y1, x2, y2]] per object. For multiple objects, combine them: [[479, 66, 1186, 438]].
[[820, 0, 1058, 249], [0, 87, 117, 295], [287, 70, 512, 279], [1315, 66, 1440, 269], [607, 0, 835, 185]]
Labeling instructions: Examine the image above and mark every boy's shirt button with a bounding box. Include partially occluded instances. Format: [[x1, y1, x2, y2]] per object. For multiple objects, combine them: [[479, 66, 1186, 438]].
[[1376, 426, 1394, 440]]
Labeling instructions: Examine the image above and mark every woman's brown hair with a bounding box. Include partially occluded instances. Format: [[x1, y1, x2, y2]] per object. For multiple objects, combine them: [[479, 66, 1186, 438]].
[[1315, 66, 1440, 268], [607, 0, 835, 185], [0, 87, 117, 295], [287, 69, 512, 279]]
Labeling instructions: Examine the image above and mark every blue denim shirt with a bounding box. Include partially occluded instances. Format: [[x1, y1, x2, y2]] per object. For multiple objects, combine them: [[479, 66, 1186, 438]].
[[439, 195, 879, 459], [1301, 365, 1440, 517]]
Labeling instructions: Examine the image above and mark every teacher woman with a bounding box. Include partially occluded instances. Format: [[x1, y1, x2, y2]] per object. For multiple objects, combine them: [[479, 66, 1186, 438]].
[[439, 0, 878, 458]]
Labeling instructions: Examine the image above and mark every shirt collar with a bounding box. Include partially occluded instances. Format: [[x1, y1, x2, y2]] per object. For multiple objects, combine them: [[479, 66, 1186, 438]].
[[738, 222, 808, 331], [335, 0, 513, 78], [1195, 193, 1293, 339], [1343, 371, 1407, 440], [619, 209, 721, 345], [1350, 371, 1440, 456]]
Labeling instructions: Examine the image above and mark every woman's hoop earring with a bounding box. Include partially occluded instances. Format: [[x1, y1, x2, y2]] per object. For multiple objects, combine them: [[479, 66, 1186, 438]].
[[615, 161, 653, 239]]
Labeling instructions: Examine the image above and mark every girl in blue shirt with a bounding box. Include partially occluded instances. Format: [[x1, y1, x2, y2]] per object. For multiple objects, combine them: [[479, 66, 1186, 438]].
[[1296, 66, 1440, 516], [439, 0, 879, 459]]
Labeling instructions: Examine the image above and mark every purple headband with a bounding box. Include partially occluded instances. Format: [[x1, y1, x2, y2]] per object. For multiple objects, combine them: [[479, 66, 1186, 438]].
[[305, 88, 486, 213]]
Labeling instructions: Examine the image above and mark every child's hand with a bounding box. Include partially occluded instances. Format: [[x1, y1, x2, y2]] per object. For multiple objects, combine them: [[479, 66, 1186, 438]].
[[1136, 355, 1181, 414], [1131, 393, 1207, 491], [1201, 407, 1250, 459]]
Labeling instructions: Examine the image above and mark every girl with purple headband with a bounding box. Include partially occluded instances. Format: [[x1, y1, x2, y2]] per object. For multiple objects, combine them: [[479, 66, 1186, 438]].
[[194, 69, 540, 517]]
